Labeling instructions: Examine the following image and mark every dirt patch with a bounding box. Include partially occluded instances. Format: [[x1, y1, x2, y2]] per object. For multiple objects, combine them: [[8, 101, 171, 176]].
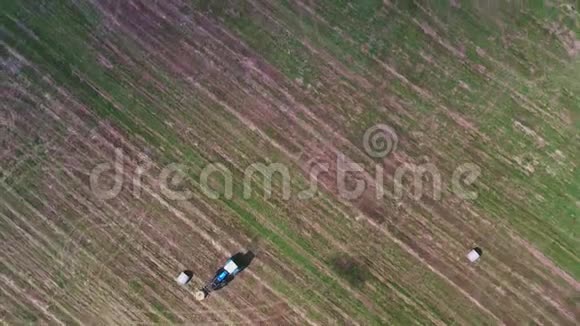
[[330, 255, 371, 288]]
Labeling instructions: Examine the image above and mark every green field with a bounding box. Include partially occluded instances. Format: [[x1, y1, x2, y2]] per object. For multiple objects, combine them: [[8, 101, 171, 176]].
[[1, 0, 578, 324]]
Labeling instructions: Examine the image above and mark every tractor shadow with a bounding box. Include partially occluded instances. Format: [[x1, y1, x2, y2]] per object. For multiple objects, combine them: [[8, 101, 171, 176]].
[[231, 250, 256, 273], [183, 270, 193, 278]]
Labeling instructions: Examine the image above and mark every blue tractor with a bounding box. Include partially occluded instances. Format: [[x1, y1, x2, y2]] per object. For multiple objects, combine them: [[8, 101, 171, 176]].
[[195, 251, 254, 301]]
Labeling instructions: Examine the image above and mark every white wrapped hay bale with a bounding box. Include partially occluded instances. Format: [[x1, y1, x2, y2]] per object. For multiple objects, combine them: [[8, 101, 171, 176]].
[[176, 270, 193, 285], [467, 247, 482, 262]]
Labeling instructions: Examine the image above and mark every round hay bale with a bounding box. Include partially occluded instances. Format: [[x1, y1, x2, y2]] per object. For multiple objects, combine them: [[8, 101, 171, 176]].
[[195, 290, 206, 301]]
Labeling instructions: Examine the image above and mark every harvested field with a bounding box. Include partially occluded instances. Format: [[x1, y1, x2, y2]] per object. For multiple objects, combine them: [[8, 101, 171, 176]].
[[1, 0, 579, 324]]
